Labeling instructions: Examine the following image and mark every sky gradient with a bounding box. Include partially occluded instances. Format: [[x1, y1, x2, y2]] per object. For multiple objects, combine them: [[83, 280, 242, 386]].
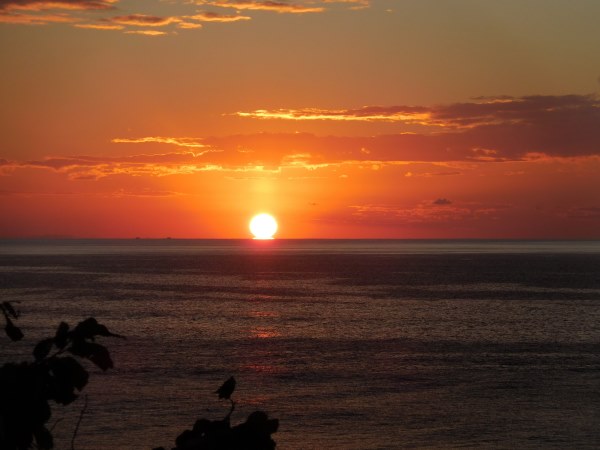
[[1, 0, 599, 238]]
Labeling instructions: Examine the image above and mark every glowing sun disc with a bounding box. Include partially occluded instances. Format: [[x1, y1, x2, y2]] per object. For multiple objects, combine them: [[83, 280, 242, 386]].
[[249, 213, 278, 239]]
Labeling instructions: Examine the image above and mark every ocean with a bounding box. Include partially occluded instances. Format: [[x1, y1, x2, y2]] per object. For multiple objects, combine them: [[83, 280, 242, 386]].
[[1, 239, 599, 449]]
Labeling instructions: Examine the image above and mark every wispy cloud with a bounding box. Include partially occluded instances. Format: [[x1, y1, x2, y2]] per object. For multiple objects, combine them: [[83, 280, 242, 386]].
[[111, 100, 600, 167], [73, 22, 122, 29], [186, 11, 251, 22], [348, 201, 504, 225], [0, 0, 116, 24], [433, 198, 452, 205], [196, 1, 324, 14], [124, 29, 167, 36], [0, 11, 76, 23], [233, 107, 430, 124], [107, 14, 179, 27], [85, 10, 251, 32], [229, 95, 600, 159], [0, 0, 117, 12], [111, 136, 208, 149], [5, 152, 222, 179], [1, 0, 367, 30], [234, 94, 600, 130], [4, 91, 599, 181]]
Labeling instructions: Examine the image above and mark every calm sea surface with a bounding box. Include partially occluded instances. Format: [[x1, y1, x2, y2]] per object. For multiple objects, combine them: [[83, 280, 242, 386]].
[[1, 240, 599, 449]]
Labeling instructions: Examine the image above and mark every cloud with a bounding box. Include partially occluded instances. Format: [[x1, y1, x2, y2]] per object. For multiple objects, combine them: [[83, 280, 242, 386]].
[[347, 202, 503, 225], [124, 30, 167, 36], [433, 198, 452, 205], [0, 0, 116, 24], [110, 188, 183, 198], [73, 22, 122, 29], [77, 10, 251, 32], [177, 21, 202, 29], [109, 113, 600, 167], [196, 1, 324, 14], [4, 95, 600, 181], [186, 11, 251, 22], [231, 95, 600, 159], [0, 0, 117, 12], [0, 11, 76, 23], [8, 152, 219, 179], [1, 0, 366, 29], [235, 94, 600, 130], [107, 14, 179, 27], [111, 136, 207, 149], [233, 106, 430, 123]]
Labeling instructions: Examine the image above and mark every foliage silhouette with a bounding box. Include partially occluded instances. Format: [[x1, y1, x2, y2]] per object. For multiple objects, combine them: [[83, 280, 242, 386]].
[[154, 376, 279, 450], [215, 376, 236, 400], [0, 303, 123, 450], [1, 301, 24, 342], [1, 303, 278, 449]]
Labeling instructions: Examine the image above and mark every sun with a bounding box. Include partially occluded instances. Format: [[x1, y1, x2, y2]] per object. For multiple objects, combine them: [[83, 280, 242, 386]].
[[249, 213, 278, 239]]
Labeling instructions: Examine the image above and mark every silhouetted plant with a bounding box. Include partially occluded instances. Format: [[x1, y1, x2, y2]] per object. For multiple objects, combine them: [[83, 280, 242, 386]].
[[0, 303, 123, 450], [154, 376, 279, 450], [1, 301, 23, 342]]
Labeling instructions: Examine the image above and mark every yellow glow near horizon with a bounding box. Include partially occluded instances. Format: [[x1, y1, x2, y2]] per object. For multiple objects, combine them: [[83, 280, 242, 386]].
[[249, 213, 278, 239]]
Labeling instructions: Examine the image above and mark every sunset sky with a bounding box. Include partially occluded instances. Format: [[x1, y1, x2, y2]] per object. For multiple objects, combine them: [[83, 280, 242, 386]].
[[1, 0, 599, 238]]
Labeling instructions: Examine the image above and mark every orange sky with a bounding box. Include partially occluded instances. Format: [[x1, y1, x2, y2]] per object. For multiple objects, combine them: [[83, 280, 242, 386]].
[[1, 0, 600, 238]]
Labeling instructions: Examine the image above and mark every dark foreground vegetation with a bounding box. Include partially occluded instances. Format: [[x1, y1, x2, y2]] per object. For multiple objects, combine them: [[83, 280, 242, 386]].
[[153, 376, 278, 450], [0, 302, 278, 450]]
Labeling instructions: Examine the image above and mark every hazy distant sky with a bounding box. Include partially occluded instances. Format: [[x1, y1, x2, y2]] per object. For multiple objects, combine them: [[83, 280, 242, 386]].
[[1, 0, 599, 238]]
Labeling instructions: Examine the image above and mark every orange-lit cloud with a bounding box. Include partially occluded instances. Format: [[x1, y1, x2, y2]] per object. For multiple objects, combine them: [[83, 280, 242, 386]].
[[0, 0, 363, 30], [124, 29, 167, 36], [233, 107, 431, 124], [177, 21, 202, 29], [235, 94, 600, 130], [2, 133, 599, 238], [107, 14, 179, 27], [227, 96, 600, 160], [4, 90, 599, 183], [2, 152, 222, 179], [73, 22, 122, 29], [111, 136, 207, 149], [0, 0, 117, 11], [186, 11, 251, 22], [344, 201, 509, 228], [0, 11, 75, 23], [82, 10, 251, 32], [0, 0, 116, 24], [3, 123, 598, 181], [196, 1, 324, 14], [109, 93, 600, 167]]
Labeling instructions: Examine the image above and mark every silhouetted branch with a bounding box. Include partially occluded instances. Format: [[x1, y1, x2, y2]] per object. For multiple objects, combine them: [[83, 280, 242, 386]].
[[157, 377, 278, 450], [0, 314, 120, 450], [71, 395, 88, 450]]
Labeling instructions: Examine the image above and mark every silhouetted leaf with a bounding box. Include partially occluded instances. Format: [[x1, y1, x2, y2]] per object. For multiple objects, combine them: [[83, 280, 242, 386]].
[[215, 376, 236, 400], [72, 318, 101, 340], [34, 426, 53, 450], [2, 301, 19, 318], [54, 322, 70, 349], [33, 338, 54, 361], [0, 315, 118, 450], [94, 322, 125, 339], [47, 357, 89, 404], [175, 429, 194, 448], [72, 317, 124, 340], [88, 345, 113, 370], [5, 316, 24, 341], [69, 340, 113, 371]]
